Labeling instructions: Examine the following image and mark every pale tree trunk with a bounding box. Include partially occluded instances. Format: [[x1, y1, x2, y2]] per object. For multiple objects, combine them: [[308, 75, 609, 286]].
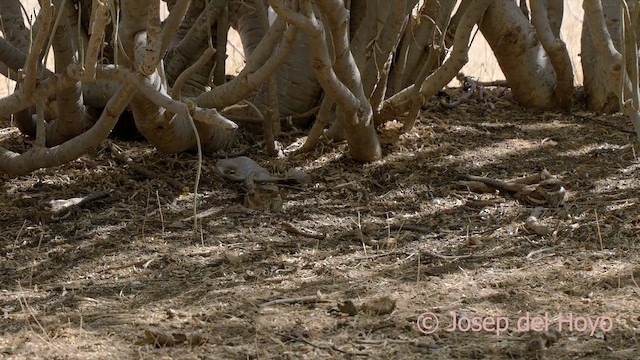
[[582, 0, 623, 113], [389, 0, 456, 95], [479, 0, 573, 110], [0, 0, 36, 136], [376, 0, 492, 125], [46, 0, 91, 146], [6, 0, 638, 176], [583, 0, 640, 139], [228, 0, 321, 131], [268, 0, 382, 161], [118, 0, 235, 153]]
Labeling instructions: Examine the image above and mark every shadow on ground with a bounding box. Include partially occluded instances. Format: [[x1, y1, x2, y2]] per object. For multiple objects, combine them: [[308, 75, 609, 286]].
[[1, 91, 639, 359]]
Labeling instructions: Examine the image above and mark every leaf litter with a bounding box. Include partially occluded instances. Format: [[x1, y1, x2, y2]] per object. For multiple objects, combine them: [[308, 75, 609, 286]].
[[1, 89, 639, 358]]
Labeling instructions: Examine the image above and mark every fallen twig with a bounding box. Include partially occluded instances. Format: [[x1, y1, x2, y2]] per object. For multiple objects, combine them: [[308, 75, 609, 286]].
[[260, 295, 331, 307], [47, 189, 114, 220], [421, 251, 474, 261], [98, 256, 157, 273], [525, 246, 559, 262], [353, 252, 400, 260], [282, 222, 326, 240]]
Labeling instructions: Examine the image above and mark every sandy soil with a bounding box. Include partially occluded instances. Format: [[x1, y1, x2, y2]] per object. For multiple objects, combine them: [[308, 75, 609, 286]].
[[1, 87, 639, 359]]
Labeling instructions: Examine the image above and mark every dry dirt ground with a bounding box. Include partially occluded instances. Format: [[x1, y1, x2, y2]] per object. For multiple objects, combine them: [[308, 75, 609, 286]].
[[1, 89, 640, 359]]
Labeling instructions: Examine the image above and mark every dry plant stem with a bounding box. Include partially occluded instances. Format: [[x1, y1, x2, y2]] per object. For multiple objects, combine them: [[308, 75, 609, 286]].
[[0, 0, 31, 53], [349, 0, 381, 69], [238, 15, 287, 73], [546, 0, 563, 37], [195, 18, 297, 109], [0, 66, 79, 116], [580, 1, 621, 112], [148, 0, 161, 29], [160, 0, 191, 55], [241, 100, 265, 123], [583, 0, 640, 139], [357, 0, 409, 109], [379, 0, 492, 122], [251, 17, 322, 122], [165, 0, 226, 82], [48, 10, 87, 146], [135, 29, 162, 76], [0, 1, 51, 136], [621, 3, 638, 99], [291, 1, 361, 121], [0, 0, 30, 81], [0, 81, 136, 176], [620, 1, 640, 140], [416, 0, 489, 97], [252, 2, 276, 77], [368, 2, 407, 112], [391, 21, 413, 95], [349, 0, 367, 36], [84, 0, 110, 79], [121, 1, 216, 153], [299, 96, 333, 152], [175, 0, 226, 53], [271, 0, 382, 161], [530, 0, 573, 109], [393, 0, 455, 92], [119, 1, 154, 58], [264, 76, 279, 157], [233, 0, 269, 58], [35, 100, 46, 147], [480, 0, 565, 109], [0, 38, 54, 79], [171, 47, 216, 99], [0, 38, 29, 81], [254, 0, 279, 156], [223, 106, 319, 124], [213, 2, 229, 86], [445, 0, 472, 46], [401, 94, 424, 133], [95, 66, 236, 129], [23, 1, 54, 98], [519, 0, 530, 19], [63, 0, 87, 51]]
